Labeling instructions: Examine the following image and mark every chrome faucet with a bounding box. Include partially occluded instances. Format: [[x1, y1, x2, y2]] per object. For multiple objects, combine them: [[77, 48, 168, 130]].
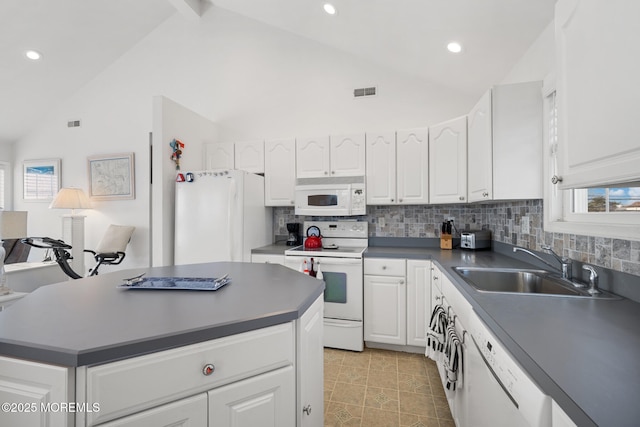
[[582, 265, 600, 295], [512, 245, 573, 281]]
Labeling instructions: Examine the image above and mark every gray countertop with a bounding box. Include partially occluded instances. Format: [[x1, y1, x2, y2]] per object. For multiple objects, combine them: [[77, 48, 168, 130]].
[[365, 243, 640, 427], [0, 262, 324, 367]]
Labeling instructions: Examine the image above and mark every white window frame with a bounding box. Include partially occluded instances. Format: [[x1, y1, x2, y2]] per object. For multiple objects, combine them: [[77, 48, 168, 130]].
[[0, 161, 11, 211], [543, 74, 640, 240]]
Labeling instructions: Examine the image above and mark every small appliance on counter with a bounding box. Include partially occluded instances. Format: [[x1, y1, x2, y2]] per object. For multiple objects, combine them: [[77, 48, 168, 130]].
[[286, 223, 302, 246], [461, 230, 491, 250]]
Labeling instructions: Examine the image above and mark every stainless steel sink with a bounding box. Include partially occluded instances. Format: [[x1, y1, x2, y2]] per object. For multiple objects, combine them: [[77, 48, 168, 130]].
[[452, 267, 619, 299]]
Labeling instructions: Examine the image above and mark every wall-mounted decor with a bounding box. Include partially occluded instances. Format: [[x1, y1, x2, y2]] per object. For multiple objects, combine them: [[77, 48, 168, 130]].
[[23, 158, 61, 201], [87, 152, 135, 200]]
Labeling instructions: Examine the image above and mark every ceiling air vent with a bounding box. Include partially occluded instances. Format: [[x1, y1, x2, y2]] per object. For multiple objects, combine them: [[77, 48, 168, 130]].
[[67, 120, 81, 128], [353, 86, 377, 98]]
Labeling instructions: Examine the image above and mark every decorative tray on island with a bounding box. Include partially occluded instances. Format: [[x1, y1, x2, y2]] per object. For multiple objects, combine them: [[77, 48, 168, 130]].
[[118, 275, 231, 291]]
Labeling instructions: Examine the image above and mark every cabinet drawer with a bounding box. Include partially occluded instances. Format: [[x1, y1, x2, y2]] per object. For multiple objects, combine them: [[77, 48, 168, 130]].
[[86, 323, 294, 426], [251, 254, 285, 265], [364, 258, 406, 276]]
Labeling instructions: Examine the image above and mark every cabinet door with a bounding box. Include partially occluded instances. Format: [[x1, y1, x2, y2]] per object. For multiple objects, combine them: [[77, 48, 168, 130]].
[[0, 356, 73, 427], [429, 116, 468, 204], [406, 260, 431, 347], [556, 0, 640, 188], [209, 366, 295, 427], [204, 142, 235, 170], [364, 275, 406, 345], [330, 133, 365, 177], [264, 139, 296, 206], [396, 128, 429, 204], [296, 136, 330, 178], [366, 132, 397, 204], [235, 140, 264, 174], [467, 90, 493, 202], [99, 394, 207, 427], [297, 295, 324, 427]]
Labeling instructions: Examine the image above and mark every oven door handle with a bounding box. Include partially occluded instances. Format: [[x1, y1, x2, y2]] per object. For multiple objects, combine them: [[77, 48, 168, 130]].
[[307, 258, 362, 266]]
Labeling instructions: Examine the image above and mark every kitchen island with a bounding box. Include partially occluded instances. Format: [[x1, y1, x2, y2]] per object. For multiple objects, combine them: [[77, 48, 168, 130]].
[[0, 262, 325, 427]]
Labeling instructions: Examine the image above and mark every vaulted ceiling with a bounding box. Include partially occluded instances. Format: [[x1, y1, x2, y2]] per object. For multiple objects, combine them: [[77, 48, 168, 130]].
[[0, 0, 556, 144]]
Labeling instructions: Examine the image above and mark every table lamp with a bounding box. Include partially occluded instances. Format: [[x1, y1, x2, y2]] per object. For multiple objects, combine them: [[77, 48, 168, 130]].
[[50, 188, 92, 276], [0, 211, 28, 295]]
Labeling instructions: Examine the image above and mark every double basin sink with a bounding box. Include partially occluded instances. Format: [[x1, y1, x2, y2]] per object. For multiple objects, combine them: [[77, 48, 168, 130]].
[[453, 267, 619, 299]]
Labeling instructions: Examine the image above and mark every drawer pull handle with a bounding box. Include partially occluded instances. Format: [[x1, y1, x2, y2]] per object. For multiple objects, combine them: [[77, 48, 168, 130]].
[[303, 404, 312, 416], [203, 364, 215, 376]]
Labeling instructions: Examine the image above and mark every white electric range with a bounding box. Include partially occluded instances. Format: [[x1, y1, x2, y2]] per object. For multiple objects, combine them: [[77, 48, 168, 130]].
[[285, 220, 368, 352]]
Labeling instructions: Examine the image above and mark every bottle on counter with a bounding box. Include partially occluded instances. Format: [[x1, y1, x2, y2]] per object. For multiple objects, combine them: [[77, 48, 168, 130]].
[[302, 259, 309, 275], [316, 260, 323, 280], [309, 258, 316, 277]]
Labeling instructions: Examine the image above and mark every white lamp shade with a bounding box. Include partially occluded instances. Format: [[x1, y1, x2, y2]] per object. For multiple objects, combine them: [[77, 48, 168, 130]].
[[0, 211, 28, 240], [49, 188, 92, 210]]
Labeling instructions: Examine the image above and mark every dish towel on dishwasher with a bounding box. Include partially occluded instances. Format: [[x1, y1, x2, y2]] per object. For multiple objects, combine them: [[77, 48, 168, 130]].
[[426, 304, 448, 362], [445, 322, 463, 390], [425, 303, 464, 390]]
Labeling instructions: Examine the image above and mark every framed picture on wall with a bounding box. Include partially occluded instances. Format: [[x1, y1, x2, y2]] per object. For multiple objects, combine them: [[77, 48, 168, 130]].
[[87, 152, 135, 200], [23, 158, 61, 201]]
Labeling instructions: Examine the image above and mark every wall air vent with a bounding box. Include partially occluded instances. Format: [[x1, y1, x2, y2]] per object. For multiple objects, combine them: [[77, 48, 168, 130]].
[[67, 120, 81, 128], [353, 86, 377, 98]]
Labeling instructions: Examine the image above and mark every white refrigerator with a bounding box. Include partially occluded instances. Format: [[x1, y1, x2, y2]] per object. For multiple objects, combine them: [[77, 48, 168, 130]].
[[174, 170, 272, 265]]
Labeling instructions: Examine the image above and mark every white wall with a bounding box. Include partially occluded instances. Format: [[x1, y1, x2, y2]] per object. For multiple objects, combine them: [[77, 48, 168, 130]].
[[500, 21, 555, 85], [12, 6, 478, 269], [151, 96, 218, 267]]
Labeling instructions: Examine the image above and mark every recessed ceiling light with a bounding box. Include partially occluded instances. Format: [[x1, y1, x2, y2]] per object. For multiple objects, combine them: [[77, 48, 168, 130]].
[[323, 3, 337, 15], [25, 50, 42, 60], [447, 42, 462, 54]]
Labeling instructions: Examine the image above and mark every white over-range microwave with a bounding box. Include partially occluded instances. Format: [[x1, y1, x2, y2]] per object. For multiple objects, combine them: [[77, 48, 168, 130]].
[[294, 176, 366, 216]]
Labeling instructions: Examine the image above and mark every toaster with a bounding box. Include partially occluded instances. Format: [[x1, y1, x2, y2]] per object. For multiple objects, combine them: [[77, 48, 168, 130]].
[[460, 230, 491, 250]]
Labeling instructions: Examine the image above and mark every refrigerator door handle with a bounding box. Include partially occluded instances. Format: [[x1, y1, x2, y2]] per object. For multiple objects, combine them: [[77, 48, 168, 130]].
[[228, 178, 237, 261]]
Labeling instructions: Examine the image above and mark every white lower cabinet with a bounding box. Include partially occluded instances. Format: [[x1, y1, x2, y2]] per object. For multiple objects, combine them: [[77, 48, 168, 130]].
[[209, 366, 295, 427], [297, 295, 324, 427], [98, 394, 207, 427], [364, 258, 431, 348], [0, 356, 74, 427], [552, 400, 577, 427], [406, 260, 431, 347], [364, 271, 406, 345]]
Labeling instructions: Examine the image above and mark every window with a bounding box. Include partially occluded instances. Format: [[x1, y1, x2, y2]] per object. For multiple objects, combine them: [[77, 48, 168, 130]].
[[543, 75, 640, 239], [0, 161, 8, 210], [573, 187, 640, 213]]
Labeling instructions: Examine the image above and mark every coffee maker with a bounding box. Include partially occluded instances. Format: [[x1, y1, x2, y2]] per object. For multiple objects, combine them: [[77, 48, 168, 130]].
[[286, 223, 302, 246]]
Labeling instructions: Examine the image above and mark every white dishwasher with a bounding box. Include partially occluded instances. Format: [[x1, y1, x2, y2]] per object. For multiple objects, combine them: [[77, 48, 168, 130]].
[[467, 311, 552, 427]]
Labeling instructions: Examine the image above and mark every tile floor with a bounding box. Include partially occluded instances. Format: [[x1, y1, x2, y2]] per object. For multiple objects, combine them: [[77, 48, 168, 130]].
[[324, 347, 454, 427]]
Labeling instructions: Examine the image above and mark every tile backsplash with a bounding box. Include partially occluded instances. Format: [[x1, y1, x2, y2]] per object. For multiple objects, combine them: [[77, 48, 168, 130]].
[[273, 199, 640, 277]]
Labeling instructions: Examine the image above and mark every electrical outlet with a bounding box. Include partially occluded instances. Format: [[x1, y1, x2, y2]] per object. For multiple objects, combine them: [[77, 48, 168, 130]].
[[379, 217, 386, 228], [446, 216, 455, 223], [521, 216, 530, 234], [278, 217, 285, 227]]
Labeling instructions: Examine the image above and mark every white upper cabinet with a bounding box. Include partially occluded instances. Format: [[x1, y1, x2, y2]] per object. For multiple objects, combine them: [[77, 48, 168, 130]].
[[296, 134, 365, 178], [467, 82, 543, 202], [396, 128, 429, 204], [467, 90, 493, 202], [555, 0, 640, 188], [366, 132, 397, 204], [234, 140, 264, 174], [204, 142, 234, 170], [296, 136, 331, 178], [429, 116, 468, 204], [329, 133, 366, 177], [264, 138, 296, 206]]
